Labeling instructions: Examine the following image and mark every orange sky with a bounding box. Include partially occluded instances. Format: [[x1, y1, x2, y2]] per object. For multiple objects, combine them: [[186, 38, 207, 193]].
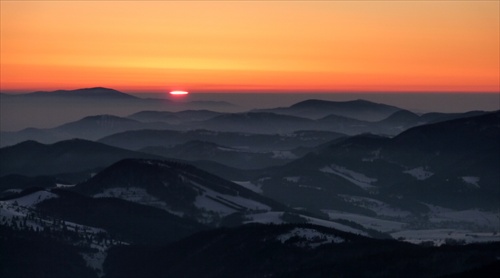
[[1, 1, 499, 93]]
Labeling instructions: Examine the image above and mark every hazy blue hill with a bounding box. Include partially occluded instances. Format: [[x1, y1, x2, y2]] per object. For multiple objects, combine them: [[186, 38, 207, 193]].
[[174, 109, 224, 121], [255, 99, 402, 121], [316, 114, 372, 135], [98, 129, 346, 151], [0, 139, 161, 177], [127, 111, 180, 123], [195, 112, 317, 134], [0, 114, 173, 146], [377, 109, 421, 126], [139, 140, 302, 169], [55, 114, 172, 139], [128, 109, 223, 124]]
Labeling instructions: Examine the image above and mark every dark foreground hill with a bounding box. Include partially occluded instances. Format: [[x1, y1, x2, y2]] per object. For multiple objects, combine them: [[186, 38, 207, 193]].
[[104, 223, 500, 278]]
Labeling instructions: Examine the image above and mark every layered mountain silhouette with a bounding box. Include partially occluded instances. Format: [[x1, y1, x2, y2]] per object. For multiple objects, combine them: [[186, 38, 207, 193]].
[[98, 129, 346, 151], [139, 140, 306, 170], [253, 111, 500, 211], [0, 139, 160, 177], [0, 115, 172, 146], [1, 89, 499, 278]]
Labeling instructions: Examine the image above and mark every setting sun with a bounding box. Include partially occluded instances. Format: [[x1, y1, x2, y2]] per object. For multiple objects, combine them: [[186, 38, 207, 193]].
[[169, 90, 189, 95]]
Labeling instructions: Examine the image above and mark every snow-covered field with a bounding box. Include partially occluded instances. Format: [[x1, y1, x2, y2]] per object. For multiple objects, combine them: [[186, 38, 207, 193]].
[[272, 150, 298, 159], [323, 210, 406, 233], [339, 195, 412, 217], [320, 164, 377, 190], [404, 167, 434, 180], [192, 182, 271, 221], [244, 211, 368, 236], [0, 190, 119, 277], [277, 227, 345, 248], [461, 176, 480, 188], [391, 229, 500, 246], [233, 181, 263, 193]]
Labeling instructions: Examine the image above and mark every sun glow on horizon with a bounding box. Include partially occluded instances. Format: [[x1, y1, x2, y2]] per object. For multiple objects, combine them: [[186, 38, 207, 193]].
[[0, 1, 498, 93]]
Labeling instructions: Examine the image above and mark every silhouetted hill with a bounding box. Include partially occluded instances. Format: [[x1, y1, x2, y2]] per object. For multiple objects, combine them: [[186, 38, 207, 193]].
[[75, 159, 287, 225], [24, 87, 138, 99], [420, 111, 489, 124], [104, 223, 500, 278], [255, 99, 402, 121], [0, 139, 161, 177]]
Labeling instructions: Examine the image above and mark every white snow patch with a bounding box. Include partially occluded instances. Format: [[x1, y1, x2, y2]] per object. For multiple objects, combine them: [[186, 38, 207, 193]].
[[362, 149, 381, 162], [404, 167, 434, 180], [192, 182, 271, 218], [461, 176, 480, 188], [298, 184, 323, 190], [301, 215, 368, 236], [2, 189, 22, 194], [284, 176, 300, 183], [56, 183, 76, 188], [232, 181, 263, 194], [81, 243, 109, 277], [272, 151, 298, 160], [430, 208, 500, 229], [95, 187, 159, 203], [244, 212, 368, 236], [320, 165, 377, 190], [94, 187, 183, 217], [2, 190, 58, 208], [339, 195, 411, 217], [323, 210, 406, 233], [244, 211, 285, 224], [391, 229, 500, 246], [277, 228, 345, 248], [217, 146, 248, 152]]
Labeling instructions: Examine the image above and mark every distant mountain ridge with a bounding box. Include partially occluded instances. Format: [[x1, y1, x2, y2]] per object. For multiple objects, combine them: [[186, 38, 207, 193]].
[[20, 87, 138, 99], [254, 99, 402, 121], [0, 114, 173, 146]]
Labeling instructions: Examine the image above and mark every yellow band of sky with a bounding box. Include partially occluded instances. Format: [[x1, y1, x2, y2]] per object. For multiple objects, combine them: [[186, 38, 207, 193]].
[[1, 1, 499, 93]]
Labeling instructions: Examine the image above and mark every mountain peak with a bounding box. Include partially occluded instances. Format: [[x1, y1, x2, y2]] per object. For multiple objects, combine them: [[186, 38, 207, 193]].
[[27, 87, 138, 99]]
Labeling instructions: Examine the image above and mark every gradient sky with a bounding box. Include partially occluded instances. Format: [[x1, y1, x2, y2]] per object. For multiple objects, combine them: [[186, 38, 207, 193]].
[[1, 1, 499, 93]]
